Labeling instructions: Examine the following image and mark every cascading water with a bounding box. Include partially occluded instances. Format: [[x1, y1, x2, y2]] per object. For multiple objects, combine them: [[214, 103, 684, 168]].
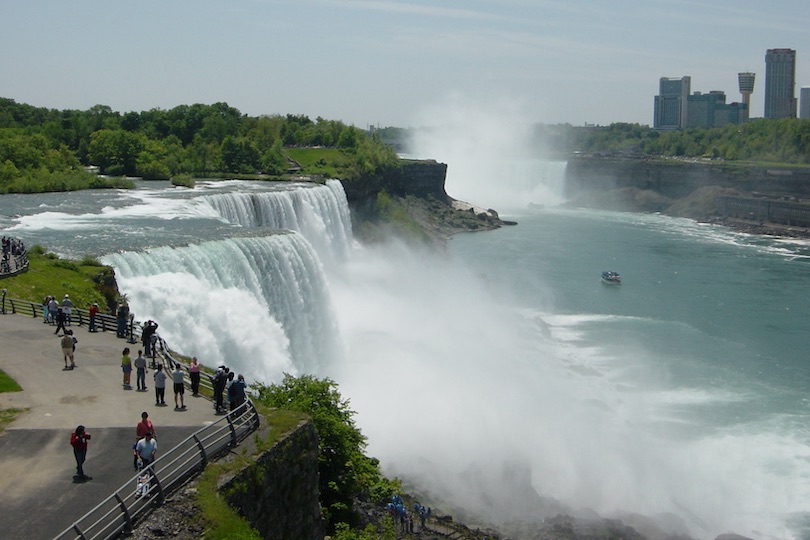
[[103, 233, 341, 380], [200, 180, 354, 265]]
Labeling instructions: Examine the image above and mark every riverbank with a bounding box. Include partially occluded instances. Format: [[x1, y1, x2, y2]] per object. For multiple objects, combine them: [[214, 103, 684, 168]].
[[708, 216, 810, 240]]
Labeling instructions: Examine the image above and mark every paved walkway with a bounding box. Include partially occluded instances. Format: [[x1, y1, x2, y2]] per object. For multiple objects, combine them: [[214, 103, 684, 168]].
[[0, 313, 218, 539]]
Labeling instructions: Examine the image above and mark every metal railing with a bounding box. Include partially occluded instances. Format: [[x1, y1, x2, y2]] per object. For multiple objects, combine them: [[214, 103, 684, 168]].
[[3, 297, 220, 401], [53, 399, 260, 540], [0, 301, 260, 539], [0, 253, 29, 278], [3, 298, 140, 342]]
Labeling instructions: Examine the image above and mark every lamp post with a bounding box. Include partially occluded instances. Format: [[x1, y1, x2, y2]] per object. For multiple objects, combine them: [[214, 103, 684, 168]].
[[127, 314, 137, 344], [1, 288, 6, 315]]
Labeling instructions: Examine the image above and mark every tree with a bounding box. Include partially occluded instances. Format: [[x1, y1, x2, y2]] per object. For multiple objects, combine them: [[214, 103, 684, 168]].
[[87, 129, 146, 175], [254, 374, 396, 534]]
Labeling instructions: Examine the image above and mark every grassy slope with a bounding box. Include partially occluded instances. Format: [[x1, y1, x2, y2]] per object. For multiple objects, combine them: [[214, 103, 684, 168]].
[[1, 248, 116, 312]]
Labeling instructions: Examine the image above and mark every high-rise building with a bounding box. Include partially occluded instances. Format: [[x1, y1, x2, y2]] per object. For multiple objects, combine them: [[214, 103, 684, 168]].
[[687, 91, 747, 128], [737, 72, 755, 120], [764, 48, 797, 119], [654, 76, 690, 129], [800, 87, 810, 119], [687, 91, 726, 128]]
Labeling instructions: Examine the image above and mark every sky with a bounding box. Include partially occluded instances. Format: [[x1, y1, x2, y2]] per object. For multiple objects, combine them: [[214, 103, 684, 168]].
[[2, 0, 809, 128]]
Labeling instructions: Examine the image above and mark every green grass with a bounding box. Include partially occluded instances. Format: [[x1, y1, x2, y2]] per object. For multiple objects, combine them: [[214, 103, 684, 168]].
[[194, 408, 309, 538], [0, 408, 24, 432], [285, 147, 350, 178], [0, 367, 24, 433], [196, 461, 264, 540], [0, 369, 22, 393], [0, 246, 116, 311]]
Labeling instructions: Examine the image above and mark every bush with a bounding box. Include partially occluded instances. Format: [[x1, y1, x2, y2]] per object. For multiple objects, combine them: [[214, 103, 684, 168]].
[[253, 374, 398, 533], [171, 174, 195, 188]]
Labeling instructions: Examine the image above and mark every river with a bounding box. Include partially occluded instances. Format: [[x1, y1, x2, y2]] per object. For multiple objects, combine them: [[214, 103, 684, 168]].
[[1, 166, 809, 539]]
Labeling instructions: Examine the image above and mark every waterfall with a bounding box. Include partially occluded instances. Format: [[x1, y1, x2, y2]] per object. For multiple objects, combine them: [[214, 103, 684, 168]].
[[102, 233, 341, 380], [200, 179, 353, 266]]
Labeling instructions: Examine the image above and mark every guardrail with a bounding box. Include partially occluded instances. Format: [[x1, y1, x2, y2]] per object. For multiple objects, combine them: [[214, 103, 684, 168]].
[[0, 253, 29, 278], [3, 297, 220, 402], [0, 300, 259, 538], [3, 298, 141, 342], [53, 399, 260, 540]]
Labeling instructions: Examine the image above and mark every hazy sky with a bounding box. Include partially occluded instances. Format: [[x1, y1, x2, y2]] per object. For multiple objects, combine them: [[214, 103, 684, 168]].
[[2, 1, 809, 128]]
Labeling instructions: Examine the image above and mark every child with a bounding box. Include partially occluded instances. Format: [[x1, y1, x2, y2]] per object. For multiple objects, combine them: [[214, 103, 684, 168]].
[[135, 471, 150, 498]]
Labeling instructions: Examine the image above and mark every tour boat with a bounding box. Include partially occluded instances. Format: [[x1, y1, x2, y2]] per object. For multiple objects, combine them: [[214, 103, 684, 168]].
[[601, 271, 621, 285]]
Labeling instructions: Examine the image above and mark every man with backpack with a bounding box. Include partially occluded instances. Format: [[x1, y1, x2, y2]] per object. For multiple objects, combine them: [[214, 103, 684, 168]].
[[60, 331, 75, 369], [212, 366, 228, 414]]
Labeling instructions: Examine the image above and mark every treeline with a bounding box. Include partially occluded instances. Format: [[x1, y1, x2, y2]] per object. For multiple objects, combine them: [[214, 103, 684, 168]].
[[0, 98, 399, 191], [535, 118, 810, 163]]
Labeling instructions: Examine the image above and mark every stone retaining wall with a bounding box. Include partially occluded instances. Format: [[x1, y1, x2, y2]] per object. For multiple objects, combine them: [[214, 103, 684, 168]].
[[220, 419, 323, 540]]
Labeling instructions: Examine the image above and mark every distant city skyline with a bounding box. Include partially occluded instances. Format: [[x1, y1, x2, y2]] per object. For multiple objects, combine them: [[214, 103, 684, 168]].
[[654, 48, 804, 130], [2, 1, 810, 128]]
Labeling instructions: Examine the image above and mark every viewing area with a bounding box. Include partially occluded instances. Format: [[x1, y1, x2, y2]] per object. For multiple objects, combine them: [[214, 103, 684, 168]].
[[0, 301, 261, 540]]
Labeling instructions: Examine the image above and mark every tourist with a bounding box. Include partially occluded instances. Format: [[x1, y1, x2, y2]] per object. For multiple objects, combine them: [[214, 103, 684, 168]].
[[134, 432, 157, 469], [135, 412, 155, 469], [188, 356, 201, 396], [61, 294, 73, 326], [87, 302, 98, 332], [48, 296, 58, 325], [212, 366, 228, 414], [136, 411, 155, 439], [153, 364, 167, 406], [53, 307, 67, 335], [141, 320, 158, 357], [171, 363, 186, 409], [225, 371, 235, 409], [133, 349, 147, 391], [121, 347, 132, 389], [116, 302, 129, 338], [60, 331, 75, 370], [70, 425, 92, 481], [42, 295, 51, 323], [228, 374, 247, 412], [135, 470, 151, 498]]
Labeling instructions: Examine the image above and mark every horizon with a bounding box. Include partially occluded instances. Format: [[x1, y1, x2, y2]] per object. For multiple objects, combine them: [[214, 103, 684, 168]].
[[2, 1, 809, 128]]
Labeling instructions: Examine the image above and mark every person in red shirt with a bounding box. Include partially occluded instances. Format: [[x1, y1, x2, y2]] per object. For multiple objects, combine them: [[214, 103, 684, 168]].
[[135, 412, 155, 469], [70, 425, 91, 481], [88, 303, 99, 332]]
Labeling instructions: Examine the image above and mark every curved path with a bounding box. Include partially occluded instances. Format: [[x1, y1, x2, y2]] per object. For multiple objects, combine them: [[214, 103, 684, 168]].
[[0, 313, 218, 540]]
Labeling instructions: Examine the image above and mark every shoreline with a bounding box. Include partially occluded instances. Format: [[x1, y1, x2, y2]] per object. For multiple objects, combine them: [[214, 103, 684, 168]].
[[707, 216, 810, 241]]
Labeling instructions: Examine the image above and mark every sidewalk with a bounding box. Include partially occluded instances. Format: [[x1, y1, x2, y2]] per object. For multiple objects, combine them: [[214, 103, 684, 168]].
[[0, 312, 217, 539]]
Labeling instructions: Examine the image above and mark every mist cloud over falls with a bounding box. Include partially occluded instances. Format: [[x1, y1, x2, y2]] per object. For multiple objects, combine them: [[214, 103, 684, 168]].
[[406, 94, 566, 210]]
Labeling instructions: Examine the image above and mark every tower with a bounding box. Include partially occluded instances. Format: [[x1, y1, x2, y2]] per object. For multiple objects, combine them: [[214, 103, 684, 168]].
[[764, 49, 796, 119], [738, 72, 755, 120]]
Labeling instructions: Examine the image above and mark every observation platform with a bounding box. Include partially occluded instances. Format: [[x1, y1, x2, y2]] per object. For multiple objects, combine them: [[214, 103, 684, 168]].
[[0, 312, 218, 539]]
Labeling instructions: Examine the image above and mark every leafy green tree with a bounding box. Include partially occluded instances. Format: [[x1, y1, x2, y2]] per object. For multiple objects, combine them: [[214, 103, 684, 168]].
[[87, 129, 146, 175], [254, 374, 397, 534], [220, 136, 260, 174]]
